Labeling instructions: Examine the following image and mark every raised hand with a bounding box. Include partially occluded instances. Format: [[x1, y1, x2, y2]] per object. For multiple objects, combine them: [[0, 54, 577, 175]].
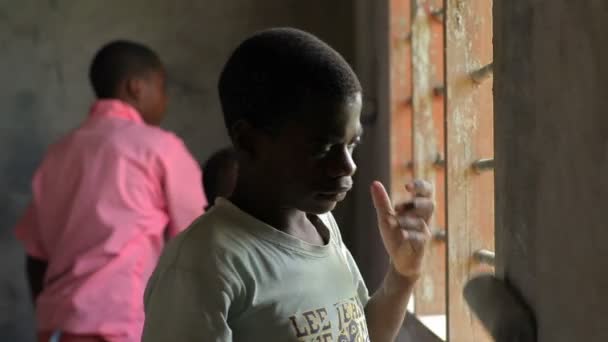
[[370, 180, 434, 278]]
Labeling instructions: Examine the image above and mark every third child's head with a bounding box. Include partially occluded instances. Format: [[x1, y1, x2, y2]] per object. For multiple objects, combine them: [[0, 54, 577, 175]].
[[90, 40, 168, 126], [219, 28, 363, 214], [202, 147, 239, 209]]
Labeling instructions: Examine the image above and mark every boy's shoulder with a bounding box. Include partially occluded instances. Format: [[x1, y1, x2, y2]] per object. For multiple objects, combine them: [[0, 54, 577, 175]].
[[159, 204, 255, 271], [157, 202, 345, 276], [91, 120, 196, 169], [47, 118, 187, 160], [114, 122, 188, 156]]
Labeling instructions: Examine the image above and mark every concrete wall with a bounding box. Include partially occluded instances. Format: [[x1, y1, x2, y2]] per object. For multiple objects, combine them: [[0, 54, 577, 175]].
[[494, 1, 608, 341], [0, 1, 355, 340]]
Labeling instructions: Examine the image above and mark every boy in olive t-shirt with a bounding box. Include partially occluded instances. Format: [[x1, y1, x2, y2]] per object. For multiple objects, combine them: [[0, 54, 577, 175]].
[[142, 28, 434, 342]]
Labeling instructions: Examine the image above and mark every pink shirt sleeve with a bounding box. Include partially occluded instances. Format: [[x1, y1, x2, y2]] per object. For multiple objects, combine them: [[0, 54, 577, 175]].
[[14, 202, 47, 260], [161, 137, 207, 238]]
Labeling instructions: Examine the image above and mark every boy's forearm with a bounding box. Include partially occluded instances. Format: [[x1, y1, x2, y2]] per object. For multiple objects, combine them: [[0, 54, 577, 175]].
[[26, 256, 47, 301], [365, 265, 418, 342]]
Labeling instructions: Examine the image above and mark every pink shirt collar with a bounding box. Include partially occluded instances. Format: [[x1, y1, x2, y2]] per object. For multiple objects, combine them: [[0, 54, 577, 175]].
[[89, 99, 144, 124]]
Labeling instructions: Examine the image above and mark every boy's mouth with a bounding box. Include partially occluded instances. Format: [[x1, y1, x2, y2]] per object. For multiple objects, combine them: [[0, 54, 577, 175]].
[[315, 187, 351, 202]]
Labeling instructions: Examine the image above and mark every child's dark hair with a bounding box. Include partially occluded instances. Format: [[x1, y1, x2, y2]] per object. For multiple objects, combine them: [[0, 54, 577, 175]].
[[202, 147, 238, 207], [89, 40, 163, 98], [218, 27, 362, 135]]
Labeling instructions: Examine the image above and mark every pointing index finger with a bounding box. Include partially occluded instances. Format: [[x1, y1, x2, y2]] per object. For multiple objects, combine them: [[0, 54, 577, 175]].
[[370, 181, 395, 216]]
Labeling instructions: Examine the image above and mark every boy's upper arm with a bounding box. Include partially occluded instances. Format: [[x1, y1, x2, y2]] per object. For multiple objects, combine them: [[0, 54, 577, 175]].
[[142, 261, 238, 342], [15, 202, 47, 260], [161, 136, 208, 238]]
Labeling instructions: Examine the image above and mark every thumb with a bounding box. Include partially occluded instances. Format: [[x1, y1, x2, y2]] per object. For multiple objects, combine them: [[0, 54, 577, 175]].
[[370, 181, 395, 216]]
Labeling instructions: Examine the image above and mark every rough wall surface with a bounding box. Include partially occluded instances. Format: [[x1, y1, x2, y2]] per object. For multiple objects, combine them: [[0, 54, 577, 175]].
[[494, 1, 608, 341], [0, 1, 353, 340]]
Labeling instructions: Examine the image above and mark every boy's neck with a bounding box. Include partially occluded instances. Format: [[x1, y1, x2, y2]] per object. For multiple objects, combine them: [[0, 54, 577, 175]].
[[229, 172, 328, 246], [229, 182, 306, 232]]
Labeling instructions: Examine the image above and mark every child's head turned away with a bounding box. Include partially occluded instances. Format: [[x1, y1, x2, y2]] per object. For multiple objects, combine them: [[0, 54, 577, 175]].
[[90, 40, 168, 126], [218, 27, 363, 215], [203, 147, 238, 209]]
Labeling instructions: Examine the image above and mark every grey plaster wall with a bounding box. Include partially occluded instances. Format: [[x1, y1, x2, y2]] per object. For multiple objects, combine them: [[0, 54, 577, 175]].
[[494, 1, 608, 341], [0, 1, 354, 340]]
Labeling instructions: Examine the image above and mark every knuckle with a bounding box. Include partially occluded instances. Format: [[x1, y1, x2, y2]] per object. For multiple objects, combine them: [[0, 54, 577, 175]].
[[417, 180, 433, 197]]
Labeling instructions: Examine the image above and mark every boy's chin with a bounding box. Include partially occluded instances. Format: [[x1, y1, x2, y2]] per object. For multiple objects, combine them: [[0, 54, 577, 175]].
[[302, 198, 340, 215]]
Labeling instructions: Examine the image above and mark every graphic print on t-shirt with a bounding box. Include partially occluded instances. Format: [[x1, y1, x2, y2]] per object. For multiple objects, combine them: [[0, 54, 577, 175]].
[[289, 296, 370, 342]]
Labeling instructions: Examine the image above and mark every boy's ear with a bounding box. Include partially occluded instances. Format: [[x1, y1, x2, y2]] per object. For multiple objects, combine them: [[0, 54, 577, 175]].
[[125, 77, 144, 100], [231, 120, 262, 159]]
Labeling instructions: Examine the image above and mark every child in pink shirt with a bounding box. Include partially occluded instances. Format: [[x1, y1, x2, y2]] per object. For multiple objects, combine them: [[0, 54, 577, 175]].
[[14, 40, 207, 342]]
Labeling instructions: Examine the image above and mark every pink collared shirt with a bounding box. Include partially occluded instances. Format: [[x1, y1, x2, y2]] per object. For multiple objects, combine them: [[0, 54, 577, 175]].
[[15, 99, 207, 342]]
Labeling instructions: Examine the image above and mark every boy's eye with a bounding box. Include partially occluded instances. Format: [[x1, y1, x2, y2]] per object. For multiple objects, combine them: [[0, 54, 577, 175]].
[[312, 144, 333, 157], [312, 140, 361, 158], [347, 139, 362, 152]]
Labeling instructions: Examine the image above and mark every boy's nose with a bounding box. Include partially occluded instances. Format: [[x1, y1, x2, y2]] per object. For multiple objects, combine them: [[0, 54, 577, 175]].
[[327, 146, 357, 178]]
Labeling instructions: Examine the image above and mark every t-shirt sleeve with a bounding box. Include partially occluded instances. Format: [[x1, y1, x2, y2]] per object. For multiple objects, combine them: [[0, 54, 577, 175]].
[[160, 136, 208, 238], [322, 213, 371, 307], [343, 244, 371, 307], [142, 263, 238, 342]]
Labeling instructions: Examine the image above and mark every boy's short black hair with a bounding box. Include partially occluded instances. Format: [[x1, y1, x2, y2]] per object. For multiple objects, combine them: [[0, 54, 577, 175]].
[[89, 40, 163, 98], [218, 27, 362, 135]]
